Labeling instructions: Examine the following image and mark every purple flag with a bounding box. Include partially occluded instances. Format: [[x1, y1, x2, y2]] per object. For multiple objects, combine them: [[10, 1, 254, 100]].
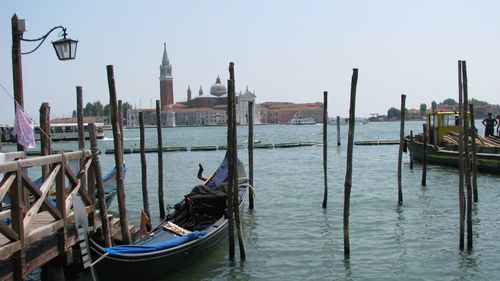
[[13, 105, 36, 149]]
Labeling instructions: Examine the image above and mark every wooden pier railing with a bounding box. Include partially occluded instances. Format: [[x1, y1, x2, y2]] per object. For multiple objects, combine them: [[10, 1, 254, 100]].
[[0, 149, 104, 281]]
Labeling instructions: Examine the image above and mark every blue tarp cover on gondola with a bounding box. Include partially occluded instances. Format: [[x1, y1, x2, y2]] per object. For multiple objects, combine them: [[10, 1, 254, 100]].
[[104, 231, 206, 255]]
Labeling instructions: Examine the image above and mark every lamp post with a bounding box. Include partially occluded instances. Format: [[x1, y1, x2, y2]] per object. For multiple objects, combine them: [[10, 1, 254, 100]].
[[11, 13, 78, 151]]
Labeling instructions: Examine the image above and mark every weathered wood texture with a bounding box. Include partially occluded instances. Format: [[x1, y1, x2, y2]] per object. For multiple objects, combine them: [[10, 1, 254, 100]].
[[397, 94, 406, 205], [344, 68, 358, 259], [106, 65, 131, 244], [248, 101, 254, 210], [322, 91, 328, 209], [139, 112, 151, 219], [0, 148, 103, 280], [156, 100, 165, 219]]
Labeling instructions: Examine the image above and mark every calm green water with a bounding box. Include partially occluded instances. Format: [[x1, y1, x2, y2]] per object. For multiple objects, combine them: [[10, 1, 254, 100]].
[[10, 121, 500, 280]]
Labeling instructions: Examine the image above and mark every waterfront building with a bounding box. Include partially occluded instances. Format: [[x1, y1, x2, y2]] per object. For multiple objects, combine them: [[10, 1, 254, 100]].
[[236, 86, 261, 125], [259, 102, 323, 124], [126, 43, 322, 127], [159, 43, 174, 108]]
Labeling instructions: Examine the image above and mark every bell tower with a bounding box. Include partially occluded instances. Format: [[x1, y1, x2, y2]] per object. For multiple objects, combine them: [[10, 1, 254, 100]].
[[159, 43, 174, 108]]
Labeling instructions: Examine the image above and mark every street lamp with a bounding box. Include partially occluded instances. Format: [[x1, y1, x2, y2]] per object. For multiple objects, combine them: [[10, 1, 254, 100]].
[[11, 13, 78, 150]]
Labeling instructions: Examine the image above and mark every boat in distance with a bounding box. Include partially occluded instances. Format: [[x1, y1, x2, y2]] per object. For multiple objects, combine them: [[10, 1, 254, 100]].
[[0, 123, 105, 143], [289, 117, 316, 125], [405, 111, 500, 173], [89, 156, 248, 281]]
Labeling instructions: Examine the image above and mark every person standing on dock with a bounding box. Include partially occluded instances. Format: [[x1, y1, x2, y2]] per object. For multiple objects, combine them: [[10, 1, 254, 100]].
[[482, 112, 497, 137], [496, 114, 500, 137]]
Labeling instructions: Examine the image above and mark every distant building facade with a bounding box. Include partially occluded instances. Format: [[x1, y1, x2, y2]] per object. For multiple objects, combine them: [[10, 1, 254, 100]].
[[259, 102, 323, 124], [159, 43, 174, 108], [126, 44, 323, 127]]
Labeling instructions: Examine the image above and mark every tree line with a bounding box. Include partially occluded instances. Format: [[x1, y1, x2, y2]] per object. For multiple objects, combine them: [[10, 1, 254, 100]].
[[72, 101, 133, 119], [386, 98, 490, 120]]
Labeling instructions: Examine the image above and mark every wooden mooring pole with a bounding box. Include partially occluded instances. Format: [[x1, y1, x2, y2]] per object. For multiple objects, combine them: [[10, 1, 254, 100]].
[[76, 86, 85, 151], [227, 70, 236, 261], [106, 65, 131, 244], [344, 68, 358, 259], [118, 100, 125, 148], [457, 60, 465, 251], [461, 60, 473, 250], [156, 100, 166, 219], [469, 103, 478, 202], [139, 112, 151, 219], [39, 102, 51, 180], [248, 101, 254, 210], [397, 94, 406, 205], [76, 86, 87, 203], [409, 130, 413, 170], [322, 91, 328, 209], [336, 116, 341, 146], [230, 62, 246, 260], [89, 123, 112, 247], [421, 124, 427, 186]]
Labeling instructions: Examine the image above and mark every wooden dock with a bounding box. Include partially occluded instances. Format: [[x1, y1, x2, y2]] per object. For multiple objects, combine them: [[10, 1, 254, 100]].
[[0, 150, 107, 280]]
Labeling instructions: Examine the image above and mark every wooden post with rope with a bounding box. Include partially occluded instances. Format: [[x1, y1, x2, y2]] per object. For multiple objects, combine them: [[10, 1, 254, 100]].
[[76, 86, 85, 152], [39, 102, 51, 180], [229, 62, 246, 260], [89, 123, 112, 247], [226, 75, 236, 261], [106, 65, 131, 244]]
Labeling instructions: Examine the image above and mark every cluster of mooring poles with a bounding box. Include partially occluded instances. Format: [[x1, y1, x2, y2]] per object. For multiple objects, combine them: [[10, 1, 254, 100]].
[[457, 60, 476, 251], [106, 65, 172, 244], [103, 61, 256, 263], [402, 60, 478, 252]]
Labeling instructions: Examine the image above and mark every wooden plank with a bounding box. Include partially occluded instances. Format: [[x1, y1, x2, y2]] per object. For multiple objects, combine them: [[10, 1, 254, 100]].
[[0, 220, 19, 241], [3, 151, 24, 162], [0, 151, 90, 174], [65, 163, 92, 206], [56, 155, 67, 264], [23, 165, 60, 231], [22, 174, 61, 220], [0, 240, 21, 260], [0, 173, 16, 202], [25, 218, 63, 245], [0, 210, 11, 221], [11, 161, 25, 280]]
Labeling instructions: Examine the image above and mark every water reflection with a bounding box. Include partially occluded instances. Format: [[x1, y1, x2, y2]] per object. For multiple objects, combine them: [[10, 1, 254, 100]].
[[394, 205, 407, 259], [343, 258, 353, 281]]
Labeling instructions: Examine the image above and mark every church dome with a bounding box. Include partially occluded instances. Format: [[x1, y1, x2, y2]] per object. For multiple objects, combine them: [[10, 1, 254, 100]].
[[210, 76, 227, 97]]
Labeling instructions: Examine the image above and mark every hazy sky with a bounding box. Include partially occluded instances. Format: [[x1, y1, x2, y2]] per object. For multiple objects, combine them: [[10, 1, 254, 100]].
[[1, 1, 499, 124]]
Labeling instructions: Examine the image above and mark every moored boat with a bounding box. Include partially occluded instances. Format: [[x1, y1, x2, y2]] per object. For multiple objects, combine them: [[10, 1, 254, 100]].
[[289, 116, 316, 125], [89, 156, 248, 281], [405, 111, 500, 173], [0, 123, 105, 143]]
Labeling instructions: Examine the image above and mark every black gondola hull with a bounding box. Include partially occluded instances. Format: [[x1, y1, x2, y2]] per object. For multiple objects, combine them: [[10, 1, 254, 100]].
[[90, 185, 247, 281]]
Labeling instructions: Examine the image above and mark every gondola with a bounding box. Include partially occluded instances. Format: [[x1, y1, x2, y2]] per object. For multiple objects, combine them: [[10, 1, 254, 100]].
[[89, 156, 248, 281]]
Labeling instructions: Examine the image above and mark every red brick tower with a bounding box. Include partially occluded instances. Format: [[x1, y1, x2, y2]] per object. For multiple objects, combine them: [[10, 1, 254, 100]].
[[159, 43, 173, 108]]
